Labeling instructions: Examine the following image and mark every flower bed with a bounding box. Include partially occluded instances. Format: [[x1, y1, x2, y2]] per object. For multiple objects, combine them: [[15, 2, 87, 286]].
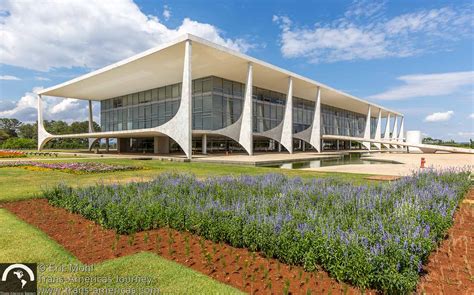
[[0, 150, 26, 158], [43, 169, 471, 293], [0, 161, 139, 174]]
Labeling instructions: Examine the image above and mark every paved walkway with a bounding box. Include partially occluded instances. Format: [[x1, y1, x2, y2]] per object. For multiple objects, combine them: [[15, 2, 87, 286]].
[[303, 153, 474, 176]]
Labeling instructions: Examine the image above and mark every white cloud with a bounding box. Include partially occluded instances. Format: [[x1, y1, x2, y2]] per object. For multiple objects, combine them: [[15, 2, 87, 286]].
[[469, 113, 474, 119], [163, 5, 171, 21], [368, 71, 474, 100], [424, 110, 454, 122], [457, 131, 474, 137], [0, 87, 99, 123], [344, 0, 386, 19], [273, 4, 472, 63], [0, 75, 20, 80], [0, 0, 252, 71], [35, 77, 50, 81]]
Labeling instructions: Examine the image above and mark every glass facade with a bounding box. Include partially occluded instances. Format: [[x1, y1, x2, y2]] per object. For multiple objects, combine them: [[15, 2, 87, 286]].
[[100, 82, 181, 132], [192, 77, 243, 130], [100, 75, 374, 138], [293, 98, 314, 133], [252, 87, 285, 132], [322, 105, 366, 137]]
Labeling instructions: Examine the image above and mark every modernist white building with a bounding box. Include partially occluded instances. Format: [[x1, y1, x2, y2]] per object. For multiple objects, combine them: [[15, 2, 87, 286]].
[[37, 34, 410, 159]]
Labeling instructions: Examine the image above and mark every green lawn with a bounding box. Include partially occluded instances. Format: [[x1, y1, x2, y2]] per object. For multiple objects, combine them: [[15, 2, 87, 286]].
[[0, 158, 373, 202], [0, 157, 372, 293], [0, 209, 242, 294]]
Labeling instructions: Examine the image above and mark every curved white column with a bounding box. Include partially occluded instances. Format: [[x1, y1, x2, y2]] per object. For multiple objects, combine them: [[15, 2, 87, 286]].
[[383, 113, 391, 149], [87, 100, 97, 150], [293, 86, 321, 152], [392, 115, 399, 148], [398, 116, 405, 143], [239, 62, 254, 155], [37, 40, 193, 159], [280, 77, 294, 153], [374, 108, 382, 150], [155, 39, 193, 159], [201, 62, 253, 155], [37, 94, 53, 150], [362, 105, 371, 150], [255, 76, 293, 153]]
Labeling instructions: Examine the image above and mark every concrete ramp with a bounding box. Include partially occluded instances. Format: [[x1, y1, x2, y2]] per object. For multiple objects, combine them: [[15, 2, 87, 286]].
[[322, 135, 474, 154]]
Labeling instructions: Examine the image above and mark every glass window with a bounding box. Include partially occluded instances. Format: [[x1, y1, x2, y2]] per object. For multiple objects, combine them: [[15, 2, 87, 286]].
[[133, 93, 139, 105], [264, 104, 270, 118], [138, 105, 145, 121], [145, 90, 152, 102], [165, 86, 172, 99], [202, 95, 212, 113], [213, 95, 223, 112], [193, 95, 203, 112], [122, 109, 128, 130], [194, 113, 202, 129], [202, 78, 212, 92], [213, 112, 222, 130], [213, 77, 223, 92], [223, 79, 232, 95], [202, 115, 212, 130], [233, 82, 242, 97], [271, 104, 277, 120], [139, 92, 145, 104], [194, 79, 202, 94], [232, 99, 241, 119], [172, 84, 180, 98], [152, 89, 159, 101], [152, 103, 159, 117], [171, 100, 179, 116], [145, 105, 151, 121], [165, 100, 172, 119], [158, 87, 165, 101], [158, 102, 165, 124]]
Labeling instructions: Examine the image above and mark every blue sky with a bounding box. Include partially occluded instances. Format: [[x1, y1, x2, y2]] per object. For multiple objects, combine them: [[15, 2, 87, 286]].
[[0, 0, 473, 141]]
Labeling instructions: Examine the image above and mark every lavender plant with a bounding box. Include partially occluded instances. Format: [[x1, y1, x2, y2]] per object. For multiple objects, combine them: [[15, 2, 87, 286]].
[[0, 161, 139, 174], [44, 169, 471, 293]]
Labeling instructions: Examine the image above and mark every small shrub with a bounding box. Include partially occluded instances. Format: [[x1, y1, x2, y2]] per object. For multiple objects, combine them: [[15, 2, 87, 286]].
[[1, 138, 36, 149]]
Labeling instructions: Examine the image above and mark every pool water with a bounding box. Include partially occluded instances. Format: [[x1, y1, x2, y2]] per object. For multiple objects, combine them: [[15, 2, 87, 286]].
[[261, 153, 392, 169]]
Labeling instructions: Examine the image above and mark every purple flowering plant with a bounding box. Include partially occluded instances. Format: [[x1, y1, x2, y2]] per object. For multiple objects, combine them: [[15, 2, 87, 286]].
[[44, 168, 471, 293], [0, 161, 139, 174]]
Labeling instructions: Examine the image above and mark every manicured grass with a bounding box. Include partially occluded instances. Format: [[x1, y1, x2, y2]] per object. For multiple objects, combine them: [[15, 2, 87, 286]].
[[0, 209, 243, 294], [0, 157, 371, 293], [0, 158, 373, 202]]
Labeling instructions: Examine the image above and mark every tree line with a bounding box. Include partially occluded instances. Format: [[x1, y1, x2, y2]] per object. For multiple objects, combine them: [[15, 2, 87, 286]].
[[422, 136, 473, 149], [0, 118, 100, 149]]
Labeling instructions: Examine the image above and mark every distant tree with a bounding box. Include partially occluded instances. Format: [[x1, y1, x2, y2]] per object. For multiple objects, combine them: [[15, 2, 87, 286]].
[[0, 118, 21, 137], [0, 129, 10, 143], [45, 120, 69, 135], [41, 120, 100, 149], [0, 118, 101, 149], [69, 121, 100, 133], [18, 123, 37, 139]]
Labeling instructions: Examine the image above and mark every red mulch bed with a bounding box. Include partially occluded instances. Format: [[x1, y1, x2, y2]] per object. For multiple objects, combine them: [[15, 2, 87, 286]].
[[3, 189, 473, 294], [2, 199, 369, 294], [417, 189, 474, 294]]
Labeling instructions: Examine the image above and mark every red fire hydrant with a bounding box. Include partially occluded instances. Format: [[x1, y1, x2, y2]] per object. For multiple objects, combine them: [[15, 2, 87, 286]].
[[420, 157, 426, 168]]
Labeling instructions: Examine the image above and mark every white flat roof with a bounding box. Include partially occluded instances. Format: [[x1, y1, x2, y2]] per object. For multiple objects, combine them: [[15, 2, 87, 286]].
[[38, 34, 402, 117]]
